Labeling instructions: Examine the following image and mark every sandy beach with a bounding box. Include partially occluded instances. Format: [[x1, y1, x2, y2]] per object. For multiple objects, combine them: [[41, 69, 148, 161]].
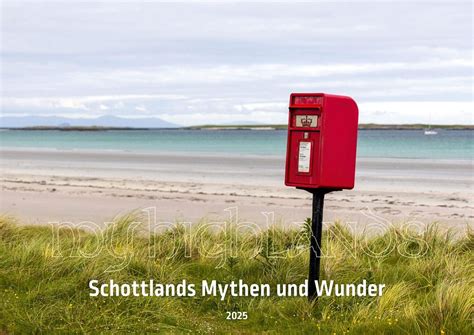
[[0, 148, 472, 232]]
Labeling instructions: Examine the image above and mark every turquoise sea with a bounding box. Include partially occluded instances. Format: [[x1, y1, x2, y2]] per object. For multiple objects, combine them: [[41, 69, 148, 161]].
[[0, 129, 472, 160]]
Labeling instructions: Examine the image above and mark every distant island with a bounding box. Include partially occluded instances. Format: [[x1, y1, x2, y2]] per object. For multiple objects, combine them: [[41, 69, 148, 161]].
[[3, 124, 473, 131], [2, 115, 472, 130], [187, 124, 474, 130], [10, 126, 150, 131]]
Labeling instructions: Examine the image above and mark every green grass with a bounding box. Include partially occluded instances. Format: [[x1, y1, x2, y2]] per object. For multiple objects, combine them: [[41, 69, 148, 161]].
[[0, 215, 473, 334]]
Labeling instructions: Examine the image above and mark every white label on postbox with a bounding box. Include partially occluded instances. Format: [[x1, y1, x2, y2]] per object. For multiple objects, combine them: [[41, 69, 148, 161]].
[[295, 115, 318, 128], [298, 141, 311, 173]]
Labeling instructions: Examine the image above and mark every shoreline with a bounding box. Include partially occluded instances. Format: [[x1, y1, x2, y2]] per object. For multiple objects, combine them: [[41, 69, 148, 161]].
[[2, 124, 474, 131], [1, 146, 473, 163]]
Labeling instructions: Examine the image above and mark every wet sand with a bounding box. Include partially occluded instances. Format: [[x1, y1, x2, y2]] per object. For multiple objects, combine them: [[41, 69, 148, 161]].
[[0, 148, 472, 232]]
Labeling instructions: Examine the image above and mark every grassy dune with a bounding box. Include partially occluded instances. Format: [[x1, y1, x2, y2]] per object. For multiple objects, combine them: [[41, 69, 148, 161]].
[[0, 215, 473, 334]]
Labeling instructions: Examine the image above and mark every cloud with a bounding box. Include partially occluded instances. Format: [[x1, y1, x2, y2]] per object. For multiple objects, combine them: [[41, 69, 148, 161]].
[[158, 101, 474, 126], [61, 59, 472, 86], [1, 1, 472, 124], [135, 105, 147, 112], [158, 111, 288, 126], [358, 101, 474, 125], [2, 94, 186, 107]]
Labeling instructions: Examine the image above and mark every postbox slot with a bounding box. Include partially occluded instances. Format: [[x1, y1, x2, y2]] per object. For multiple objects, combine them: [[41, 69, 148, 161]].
[[291, 95, 324, 106], [289, 105, 322, 109]]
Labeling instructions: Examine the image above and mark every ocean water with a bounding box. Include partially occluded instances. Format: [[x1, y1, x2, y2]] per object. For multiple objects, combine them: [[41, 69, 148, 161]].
[[0, 129, 472, 160]]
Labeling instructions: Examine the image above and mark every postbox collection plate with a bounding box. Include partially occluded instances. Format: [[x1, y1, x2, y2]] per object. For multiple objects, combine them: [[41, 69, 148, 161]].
[[298, 141, 311, 173]]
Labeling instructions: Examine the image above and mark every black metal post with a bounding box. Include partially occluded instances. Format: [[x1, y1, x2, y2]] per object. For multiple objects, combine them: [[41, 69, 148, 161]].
[[308, 189, 327, 301]]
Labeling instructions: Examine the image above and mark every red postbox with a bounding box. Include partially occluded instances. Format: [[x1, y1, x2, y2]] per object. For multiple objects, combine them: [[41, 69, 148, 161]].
[[285, 93, 359, 190], [285, 93, 358, 300]]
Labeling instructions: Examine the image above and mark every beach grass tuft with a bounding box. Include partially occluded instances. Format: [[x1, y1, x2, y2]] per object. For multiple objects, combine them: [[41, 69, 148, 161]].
[[0, 214, 473, 334]]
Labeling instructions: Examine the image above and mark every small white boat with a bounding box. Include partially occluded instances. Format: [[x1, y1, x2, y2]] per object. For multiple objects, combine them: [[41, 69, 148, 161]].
[[424, 113, 437, 135]]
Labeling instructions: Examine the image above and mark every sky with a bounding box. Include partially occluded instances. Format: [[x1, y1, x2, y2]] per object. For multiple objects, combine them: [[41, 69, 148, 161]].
[[1, 1, 473, 126]]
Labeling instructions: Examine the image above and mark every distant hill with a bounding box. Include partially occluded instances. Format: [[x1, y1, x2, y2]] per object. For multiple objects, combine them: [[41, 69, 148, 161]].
[[0, 115, 178, 128]]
